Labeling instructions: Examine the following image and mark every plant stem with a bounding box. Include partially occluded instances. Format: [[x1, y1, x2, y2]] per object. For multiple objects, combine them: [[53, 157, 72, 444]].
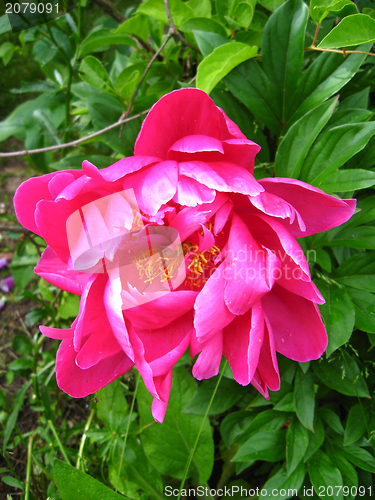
[[307, 45, 375, 57], [177, 361, 228, 500], [32, 335, 45, 402], [312, 23, 320, 46], [116, 371, 140, 493], [76, 408, 95, 470], [48, 420, 71, 465], [25, 434, 35, 500]]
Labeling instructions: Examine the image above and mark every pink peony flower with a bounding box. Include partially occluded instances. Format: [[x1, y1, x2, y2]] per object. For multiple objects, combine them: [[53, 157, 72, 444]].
[[14, 89, 356, 422]]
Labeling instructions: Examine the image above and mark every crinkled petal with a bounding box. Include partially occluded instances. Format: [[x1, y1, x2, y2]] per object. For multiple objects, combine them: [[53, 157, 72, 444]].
[[191, 330, 223, 380], [217, 107, 247, 140], [123, 160, 178, 215], [179, 161, 263, 196], [168, 134, 224, 158], [262, 283, 327, 362], [222, 139, 261, 171], [259, 178, 356, 237], [76, 328, 122, 369], [152, 371, 172, 423], [56, 339, 133, 398], [223, 301, 264, 386], [135, 88, 222, 159], [173, 176, 216, 207]]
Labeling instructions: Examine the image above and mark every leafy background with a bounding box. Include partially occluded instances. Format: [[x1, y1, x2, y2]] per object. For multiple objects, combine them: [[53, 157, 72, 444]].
[[1, 0, 375, 498]]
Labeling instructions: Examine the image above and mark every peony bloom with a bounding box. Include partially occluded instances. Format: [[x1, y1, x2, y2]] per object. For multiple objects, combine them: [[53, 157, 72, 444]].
[[14, 89, 355, 422]]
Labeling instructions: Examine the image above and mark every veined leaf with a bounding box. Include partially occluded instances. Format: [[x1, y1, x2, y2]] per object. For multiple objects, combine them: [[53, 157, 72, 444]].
[[318, 169, 375, 193], [79, 29, 136, 58], [319, 14, 375, 49]]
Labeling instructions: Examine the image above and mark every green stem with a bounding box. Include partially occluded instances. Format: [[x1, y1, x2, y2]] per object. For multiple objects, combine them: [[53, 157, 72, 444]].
[[25, 434, 35, 500], [48, 420, 71, 465], [116, 372, 140, 493], [76, 408, 95, 470], [177, 361, 228, 500], [32, 452, 54, 481], [32, 335, 45, 402]]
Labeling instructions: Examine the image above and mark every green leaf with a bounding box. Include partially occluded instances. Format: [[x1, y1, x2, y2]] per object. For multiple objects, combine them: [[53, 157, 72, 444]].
[[187, 0, 212, 17], [318, 14, 375, 49], [318, 169, 375, 193], [257, 0, 285, 12], [181, 17, 228, 38], [344, 404, 367, 446], [115, 15, 150, 42], [325, 226, 375, 250], [96, 379, 128, 433], [196, 42, 257, 94], [0, 15, 11, 35], [3, 381, 32, 453], [109, 437, 164, 500], [261, 0, 309, 125], [347, 288, 375, 334], [273, 392, 295, 412], [262, 462, 305, 500], [310, 0, 357, 24], [79, 29, 136, 58], [312, 352, 370, 398], [286, 418, 310, 475], [58, 294, 80, 319], [307, 450, 343, 499], [233, 430, 286, 462], [301, 122, 375, 185], [333, 251, 375, 292], [138, 0, 194, 27], [193, 30, 227, 56], [339, 446, 375, 473], [238, 409, 290, 442], [315, 280, 355, 356], [53, 459, 127, 500], [50, 155, 115, 171], [184, 377, 246, 415], [275, 98, 338, 178], [294, 368, 315, 431], [138, 367, 214, 484], [340, 88, 370, 110], [79, 56, 116, 95], [291, 46, 370, 123], [220, 411, 254, 448], [2, 476, 24, 490], [304, 415, 325, 462], [319, 407, 345, 435]]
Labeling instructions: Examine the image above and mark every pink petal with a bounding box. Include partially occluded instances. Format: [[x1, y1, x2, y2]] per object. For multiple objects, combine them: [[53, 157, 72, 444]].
[[134, 88, 222, 159], [194, 263, 235, 342], [223, 301, 264, 385], [56, 339, 133, 398], [217, 107, 247, 140], [40, 318, 77, 340], [214, 200, 233, 235], [48, 172, 77, 199], [101, 156, 161, 182], [259, 178, 356, 237], [249, 191, 306, 232], [35, 247, 91, 295], [124, 290, 197, 330], [222, 139, 261, 171], [262, 283, 328, 362], [277, 271, 325, 304], [251, 369, 269, 399], [76, 329, 122, 369], [152, 371, 172, 423], [242, 214, 311, 280], [168, 134, 224, 158], [14, 171, 80, 234], [104, 271, 134, 360], [179, 161, 263, 196], [224, 214, 272, 315], [173, 176, 216, 207], [257, 317, 280, 392], [123, 161, 178, 215], [191, 329, 223, 380]]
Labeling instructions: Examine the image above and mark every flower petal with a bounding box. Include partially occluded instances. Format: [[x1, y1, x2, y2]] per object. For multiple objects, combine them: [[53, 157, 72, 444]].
[[194, 263, 235, 342], [191, 329, 223, 380], [259, 178, 356, 237], [179, 161, 263, 196], [152, 371, 172, 423], [257, 317, 280, 392], [76, 328, 122, 369], [56, 339, 133, 398], [134, 88, 222, 159], [262, 283, 327, 362], [222, 139, 261, 171], [173, 176, 216, 207], [249, 191, 306, 231], [223, 301, 264, 385]]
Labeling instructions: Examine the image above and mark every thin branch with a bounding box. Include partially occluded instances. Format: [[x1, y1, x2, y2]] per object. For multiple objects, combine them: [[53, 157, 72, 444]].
[[163, 0, 200, 54], [312, 23, 320, 46], [119, 31, 173, 136], [307, 45, 375, 57], [0, 110, 149, 158], [88, 0, 155, 55]]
